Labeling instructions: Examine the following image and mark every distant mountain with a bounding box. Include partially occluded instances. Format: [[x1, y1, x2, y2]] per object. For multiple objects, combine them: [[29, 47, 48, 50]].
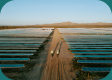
[[0, 22, 112, 27], [36, 22, 112, 26]]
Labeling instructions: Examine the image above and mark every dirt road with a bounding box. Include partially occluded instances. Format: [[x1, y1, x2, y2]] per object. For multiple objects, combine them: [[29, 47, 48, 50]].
[[41, 28, 75, 80]]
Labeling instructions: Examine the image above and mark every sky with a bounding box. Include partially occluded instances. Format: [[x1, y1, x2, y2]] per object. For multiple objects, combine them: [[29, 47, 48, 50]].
[[0, 0, 112, 26]]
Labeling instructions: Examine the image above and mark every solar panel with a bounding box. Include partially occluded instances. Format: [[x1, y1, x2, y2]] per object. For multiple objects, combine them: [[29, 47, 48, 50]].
[[0, 36, 49, 38], [78, 60, 112, 63], [64, 37, 112, 39], [69, 47, 112, 49], [65, 39, 111, 41], [0, 47, 39, 50], [0, 54, 33, 56], [0, 38, 46, 40], [0, 64, 25, 68], [66, 41, 112, 43], [64, 37, 112, 40], [74, 55, 112, 58], [0, 50, 36, 52], [0, 58, 30, 61], [63, 35, 112, 38], [67, 42, 112, 44], [72, 52, 112, 54], [70, 49, 112, 50], [0, 42, 43, 44], [81, 67, 111, 72], [0, 44, 41, 46], [0, 40, 45, 42], [68, 45, 112, 47]]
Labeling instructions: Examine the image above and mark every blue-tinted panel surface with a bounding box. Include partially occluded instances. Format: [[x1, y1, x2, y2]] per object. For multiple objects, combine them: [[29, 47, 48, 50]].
[[70, 49, 112, 50], [0, 54, 33, 56], [78, 60, 112, 63], [72, 52, 112, 54], [0, 64, 24, 68], [82, 67, 111, 72], [0, 44, 41, 46], [69, 45, 112, 47], [69, 46, 112, 49], [0, 50, 36, 52], [0, 41, 43, 44], [0, 58, 30, 61], [0, 46, 40, 49], [67, 43, 112, 44], [74, 55, 112, 58]]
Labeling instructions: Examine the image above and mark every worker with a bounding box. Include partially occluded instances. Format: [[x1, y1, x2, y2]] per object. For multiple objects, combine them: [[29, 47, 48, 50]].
[[57, 50, 59, 55], [51, 50, 53, 57]]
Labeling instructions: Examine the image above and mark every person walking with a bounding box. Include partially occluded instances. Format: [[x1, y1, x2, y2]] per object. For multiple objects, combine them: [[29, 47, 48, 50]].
[[51, 50, 54, 57]]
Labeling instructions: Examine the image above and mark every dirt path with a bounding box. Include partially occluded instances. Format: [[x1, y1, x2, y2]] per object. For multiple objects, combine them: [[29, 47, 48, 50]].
[[41, 28, 75, 80]]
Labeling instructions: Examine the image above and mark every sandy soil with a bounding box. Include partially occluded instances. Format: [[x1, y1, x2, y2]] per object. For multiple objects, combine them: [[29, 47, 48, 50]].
[[41, 28, 75, 80]]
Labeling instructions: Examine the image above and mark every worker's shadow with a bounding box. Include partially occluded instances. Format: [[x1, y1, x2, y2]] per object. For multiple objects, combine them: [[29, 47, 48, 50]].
[[57, 41, 62, 57]]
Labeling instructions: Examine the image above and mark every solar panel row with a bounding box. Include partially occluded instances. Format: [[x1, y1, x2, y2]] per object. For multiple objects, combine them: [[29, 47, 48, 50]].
[[0, 47, 40, 49], [0, 58, 30, 61], [69, 46, 112, 49], [81, 67, 111, 72], [0, 44, 41, 46], [0, 54, 33, 56], [0, 41, 43, 44], [74, 55, 112, 58], [67, 43, 112, 44], [0, 50, 36, 52], [78, 60, 112, 63], [0, 64, 25, 68], [70, 49, 112, 50], [72, 52, 112, 54], [69, 45, 112, 46]]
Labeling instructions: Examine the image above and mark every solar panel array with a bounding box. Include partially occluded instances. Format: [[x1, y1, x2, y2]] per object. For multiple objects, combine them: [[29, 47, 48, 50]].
[[74, 55, 112, 58], [72, 52, 112, 54], [81, 67, 111, 72], [59, 28, 112, 72], [0, 28, 53, 68], [0, 64, 25, 68], [78, 60, 112, 64]]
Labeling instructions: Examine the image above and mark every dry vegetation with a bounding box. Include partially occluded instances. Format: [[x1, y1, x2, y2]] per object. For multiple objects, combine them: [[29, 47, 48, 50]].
[[0, 24, 112, 30]]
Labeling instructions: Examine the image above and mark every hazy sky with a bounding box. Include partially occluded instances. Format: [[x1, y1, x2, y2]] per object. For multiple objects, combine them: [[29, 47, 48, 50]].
[[0, 0, 112, 26]]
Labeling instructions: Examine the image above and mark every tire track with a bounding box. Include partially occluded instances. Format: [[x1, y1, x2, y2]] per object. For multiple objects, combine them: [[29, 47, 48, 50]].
[[58, 59, 61, 80], [62, 61, 69, 80]]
